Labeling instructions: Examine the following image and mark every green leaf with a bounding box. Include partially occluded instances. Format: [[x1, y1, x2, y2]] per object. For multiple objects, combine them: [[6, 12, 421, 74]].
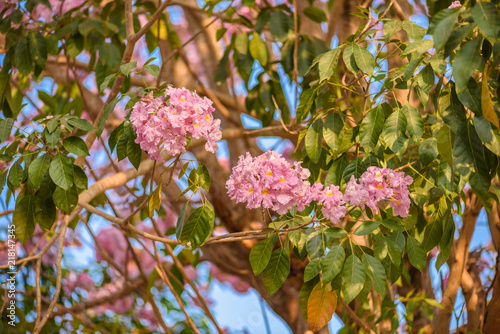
[[354, 221, 380, 236], [428, 8, 460, 50], [143, 64, 160, 78], [73, 165, 88, 189], [13, 195, 35, 244], [374, 234, 388, 261], [318, 48, 341, 82], [8, 161, 23, 188], [34, 195, 56, 230], [436, 214, 455, 270], [15, 37, 33, 76], [98, 43, 121, 68], [453, 122, 490, 194], [419, 138, 438, 166], [178, 201, 215, 248], [402, 104, 424, 142], [416, 64, 435, 93], [97, 98, 118, 137], [67, 118, 94, 132], [306, 229, 326, 259], [381, 218, 405, 231], [303, 6, 327, 23], [471, 2, 500, 39], [322, 245, 345, 283], [383, 109, 408, 154], [342, 157, 367, 183], [384, 21, 402, 39], [341, 255, 366, 303], [120, 61, 137, 76], [304, 258, 322, 282], [474, 116, 500, 156], [307, 283, 337, 331], [214, 49, 229, 83], [296, 88, 317, 122], [437, 124, 454, 168], [249, 32, 268, 66], [262, 247, 290, 296], [29, 32, 47, 68], [401, 39, 434, 57], [362, 254, 386, 297], [53, 185, 78, 213], [29, 153, 50, 187], [99, 73, 119, 93], [456, 78, 482, 115], [63, 136, 90, 156], [324, 227, 347, 239], [423, 198, 449, 251], [352, 43, 375, 76], [0, 118, 13, 142], [269, 11, 293, 41], [127, 139, 142, 170], [49, 153, 74, 190], [305, 119, 323, 164], [47, 116, 60, 133], [234, 32, 249, 54], [406, 236, 426, 271], [325, 155, 347, 186], [360, 105, 385, 151], [250, 235, 276, 276], [386, 237, 402, 267], [196, 163, 211, 191], [402, 20, 426, 41], [342, 43, 359, 74], [323, 113, 344, 151], [452, 37, 482, 91]]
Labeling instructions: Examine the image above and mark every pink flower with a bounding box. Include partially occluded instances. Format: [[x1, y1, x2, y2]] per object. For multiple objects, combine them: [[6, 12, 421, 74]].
[[359, 167, 413, 217], [318, 185, 348, 223], [448, 1, 461, 9], [63, 272, 94, 294], [226, 150, 313, 214], [344, 176, 375, 211], [130, 88, 222, 161], [95, 227, 128, 266]]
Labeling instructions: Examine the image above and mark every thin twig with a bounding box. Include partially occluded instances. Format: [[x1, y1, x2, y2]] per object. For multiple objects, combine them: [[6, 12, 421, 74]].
[[33, 215, 70, 334]]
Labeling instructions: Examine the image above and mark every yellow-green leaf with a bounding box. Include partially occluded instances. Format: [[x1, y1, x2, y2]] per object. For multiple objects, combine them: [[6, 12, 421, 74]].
[[481, 64, 499, 128]]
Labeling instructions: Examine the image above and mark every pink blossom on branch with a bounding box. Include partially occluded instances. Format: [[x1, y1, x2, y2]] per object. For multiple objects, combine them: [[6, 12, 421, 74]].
[[226, 151, 413, 219], [130, 87, 222, 161], [359, 167, 413, 217], [226, 150, 314, 214]]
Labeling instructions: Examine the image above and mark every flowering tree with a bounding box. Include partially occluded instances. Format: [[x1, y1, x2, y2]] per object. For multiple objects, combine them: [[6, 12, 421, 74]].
[[1, 0, 500, 333]]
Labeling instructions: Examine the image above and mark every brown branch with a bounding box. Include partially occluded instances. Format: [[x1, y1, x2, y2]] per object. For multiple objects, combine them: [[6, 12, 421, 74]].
[[153, 247, 200, 334], [33, 215, 70, 334], [340, 299, 376, 334]]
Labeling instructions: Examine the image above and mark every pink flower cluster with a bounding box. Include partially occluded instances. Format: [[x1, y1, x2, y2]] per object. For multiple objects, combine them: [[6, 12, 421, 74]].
[[226, 150, 313, 214], [347, 167, 413, 217], [226, 151, 413, 221], [448, 1, 461, 9], [130, 87, 222, 161]]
